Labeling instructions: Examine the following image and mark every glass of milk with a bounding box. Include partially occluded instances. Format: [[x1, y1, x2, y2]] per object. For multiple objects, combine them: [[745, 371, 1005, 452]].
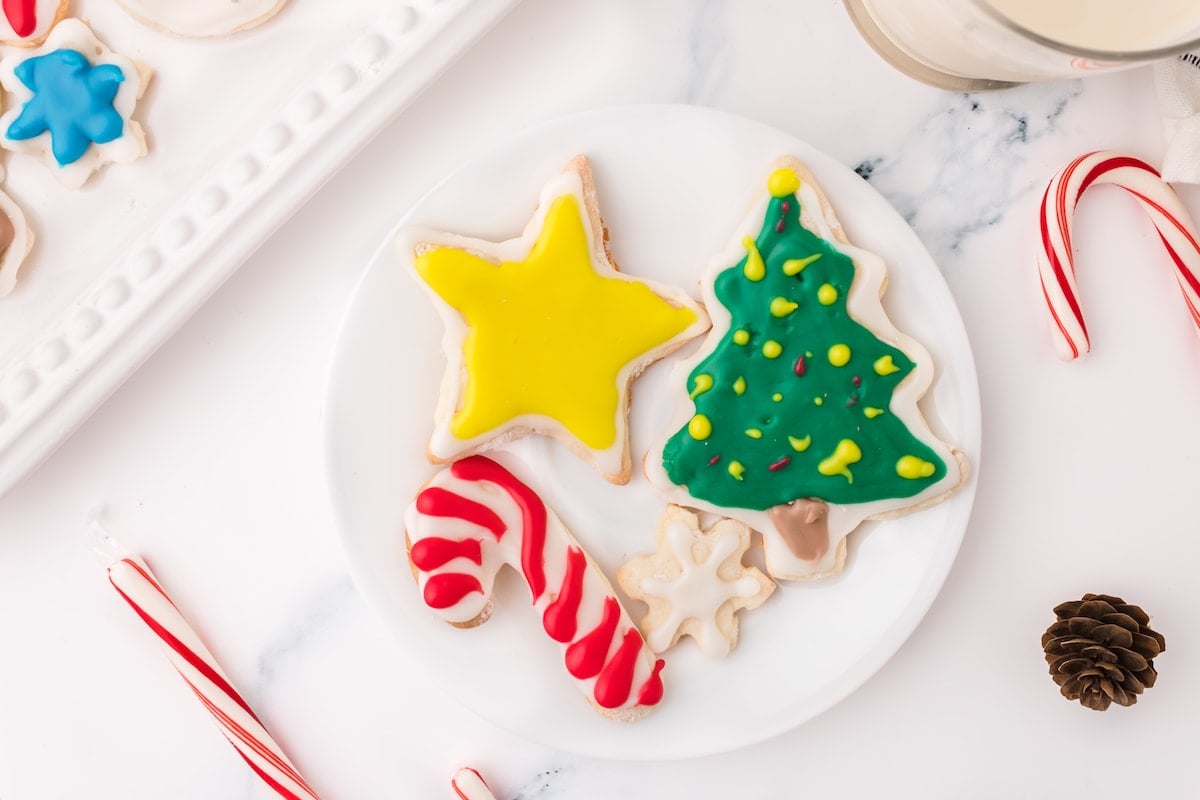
[[845, 0, 1200, 89]]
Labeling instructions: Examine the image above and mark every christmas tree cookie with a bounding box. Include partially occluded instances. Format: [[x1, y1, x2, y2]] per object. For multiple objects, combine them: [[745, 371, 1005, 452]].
[[646, 158, 966, 580], [398, 156, 709, 484]]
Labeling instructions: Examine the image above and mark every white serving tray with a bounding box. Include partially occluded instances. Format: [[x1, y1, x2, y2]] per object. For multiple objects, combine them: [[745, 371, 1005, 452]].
[[0, 0, 517, 497]]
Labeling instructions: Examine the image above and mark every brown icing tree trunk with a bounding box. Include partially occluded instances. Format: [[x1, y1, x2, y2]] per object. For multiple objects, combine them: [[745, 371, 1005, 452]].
[[768, 499, 830, 563]]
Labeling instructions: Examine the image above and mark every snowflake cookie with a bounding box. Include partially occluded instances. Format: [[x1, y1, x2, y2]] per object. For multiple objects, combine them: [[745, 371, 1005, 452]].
[[0, 19, 151, 189], [618, 505, 775, 659]]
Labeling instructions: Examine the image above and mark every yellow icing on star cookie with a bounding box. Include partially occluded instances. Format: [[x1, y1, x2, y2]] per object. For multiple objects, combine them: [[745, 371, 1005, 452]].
[[414, 194, 698, 450]]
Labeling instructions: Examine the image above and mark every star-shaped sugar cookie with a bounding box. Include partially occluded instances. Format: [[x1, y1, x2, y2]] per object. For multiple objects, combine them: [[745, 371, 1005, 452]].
[[399, 156, 710, 483], [618, 505, 775, 658]]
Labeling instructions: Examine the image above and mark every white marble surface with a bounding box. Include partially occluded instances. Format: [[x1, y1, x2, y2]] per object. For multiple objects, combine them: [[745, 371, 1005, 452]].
[[1, 1, 1198, 797]]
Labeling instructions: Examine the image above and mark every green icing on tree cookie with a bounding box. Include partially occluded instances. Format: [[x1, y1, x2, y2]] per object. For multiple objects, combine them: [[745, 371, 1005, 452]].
[[661, 167, 946, 509]]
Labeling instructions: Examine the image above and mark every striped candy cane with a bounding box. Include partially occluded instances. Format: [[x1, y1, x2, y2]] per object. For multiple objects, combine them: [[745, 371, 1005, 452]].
[[405, 455, 665, 718], [1038, 151, 1200, 360], [108, 556, 320, 800], [452, 767, 498, 800]]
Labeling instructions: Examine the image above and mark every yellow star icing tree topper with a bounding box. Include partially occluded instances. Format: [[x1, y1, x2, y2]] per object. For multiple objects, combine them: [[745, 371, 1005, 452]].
[[398, 156, 710, 484]]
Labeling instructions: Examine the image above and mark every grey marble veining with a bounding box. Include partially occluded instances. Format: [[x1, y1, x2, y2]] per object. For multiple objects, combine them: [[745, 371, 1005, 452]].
[[861, 85, 1086, 265]]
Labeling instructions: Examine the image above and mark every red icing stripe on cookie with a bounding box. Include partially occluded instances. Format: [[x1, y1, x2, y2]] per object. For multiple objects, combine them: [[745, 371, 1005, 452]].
[[423, 573, 483, 609], [410, 537, 483, 571], [452, 455, 547, 601], [542, 546, 586, 643], [416, 486, 506, 541]]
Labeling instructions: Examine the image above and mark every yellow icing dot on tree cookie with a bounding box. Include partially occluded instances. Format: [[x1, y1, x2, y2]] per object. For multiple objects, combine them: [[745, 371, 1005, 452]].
[[728, 460, 746, 480], [874, 355, 900, 375], [733, 376, 746, 395], [864, 407, 885, 419], [745, 428, 763, 439], [817, 284, 838, 305], [732, 330, 750, 346], [742, 237, 765, 281], [770, 297, 798, 317], [772, 392, 783, 402], [828, 344, 851, 367], [896, 455, 936, 479], [688, 414, 713, 441], [818, 439, 862, 483], [690, 373, 714, 400], [414, 193, 698, 450], [768, 167, 801, 198], [788, 435, 811, 451], [763, 340, 783, 359], [783, 254, 821, 276]]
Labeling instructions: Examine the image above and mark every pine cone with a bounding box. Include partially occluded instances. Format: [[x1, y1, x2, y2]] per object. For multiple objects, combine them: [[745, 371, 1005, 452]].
[[1042, 594, 1166, 711]]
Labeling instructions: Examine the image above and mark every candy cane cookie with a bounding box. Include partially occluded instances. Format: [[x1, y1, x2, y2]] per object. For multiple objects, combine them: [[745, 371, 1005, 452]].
[[404, 455, 666, 720], [1038, 151, 1200, 360]]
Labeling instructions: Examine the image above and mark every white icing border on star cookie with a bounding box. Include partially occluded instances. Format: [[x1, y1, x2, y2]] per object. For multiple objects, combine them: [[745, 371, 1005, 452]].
[[646, 157, 967, 581], [0, 19, 151, 189], [115, 0, 288, 38]]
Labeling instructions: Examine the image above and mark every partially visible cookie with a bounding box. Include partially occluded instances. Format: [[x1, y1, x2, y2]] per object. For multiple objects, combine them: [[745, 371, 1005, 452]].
[[618, 505, 774, 659], [0, 0, 68, 47], [115, 0, 288, 38], [0, 19, 151, 189], [0, 176, 33, 297]]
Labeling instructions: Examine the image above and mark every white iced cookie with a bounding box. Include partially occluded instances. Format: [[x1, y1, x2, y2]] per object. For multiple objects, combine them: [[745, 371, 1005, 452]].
[[116, 0, 289, 38], [0, 19, 150, 189], [0, 0, 67, 46], [618, 505, 774, 659], [0, 173, 32, 297]]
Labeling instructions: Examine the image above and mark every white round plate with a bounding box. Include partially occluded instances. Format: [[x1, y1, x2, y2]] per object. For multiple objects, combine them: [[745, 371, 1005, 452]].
[[324, 105, 980, 760]]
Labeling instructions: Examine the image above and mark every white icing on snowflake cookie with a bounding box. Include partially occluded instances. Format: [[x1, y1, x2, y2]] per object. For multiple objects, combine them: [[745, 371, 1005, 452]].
[[0, 0, 68, 47], [0, 19, 150, 189], [0, 176, 33, 297], [116, 0, 289, 38], [618, 505, 774, 659]]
